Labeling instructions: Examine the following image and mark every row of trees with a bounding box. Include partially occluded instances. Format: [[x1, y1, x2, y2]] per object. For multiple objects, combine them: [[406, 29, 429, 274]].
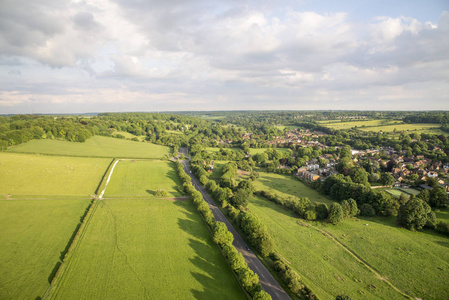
[[174, 161, 271, 299]]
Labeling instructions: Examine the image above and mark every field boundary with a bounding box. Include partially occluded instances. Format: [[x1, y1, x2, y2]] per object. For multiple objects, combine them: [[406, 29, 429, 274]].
[[43, 158, 120, 300]]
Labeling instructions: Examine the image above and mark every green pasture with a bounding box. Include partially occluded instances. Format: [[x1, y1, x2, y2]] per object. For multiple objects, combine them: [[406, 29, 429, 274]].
[[104, 160, 182, 198], [113, 131, 146, 141], [253, 171, 334, 205], [51, 199, 245, 300], [359, 123, 441, 133], [319, 119, 393, 130], [0, 153, 111, 196], [321, 217, 449, 300], [436, 208, 449, 222], [248, 196, 401, 300], [8, 135, 170, 158], [0, 199, 91, 299], [249, 148, 289, 155]]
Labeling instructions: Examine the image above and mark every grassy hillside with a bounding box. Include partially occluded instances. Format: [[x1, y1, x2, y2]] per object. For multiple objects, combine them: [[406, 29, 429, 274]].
[[8, 135, 170, 158], [0, 153, 111, 197], [248, 195, 449, 299], [253, 171, 334, 205], [50, 199, 246, 300], [104, 160, 182, 198], [0, 199, 91, 299]]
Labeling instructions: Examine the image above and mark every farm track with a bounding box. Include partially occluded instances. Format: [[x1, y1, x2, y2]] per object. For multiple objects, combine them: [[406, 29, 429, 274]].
[[299, 221, 413, 299]]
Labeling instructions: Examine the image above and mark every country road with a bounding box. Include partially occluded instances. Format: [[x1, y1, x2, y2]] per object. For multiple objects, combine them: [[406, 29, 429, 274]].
[[179, 148, 291, 300]]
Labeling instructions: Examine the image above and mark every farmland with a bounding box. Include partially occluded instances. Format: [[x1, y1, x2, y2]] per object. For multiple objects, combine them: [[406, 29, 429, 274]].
[[249, 195, 449, 299], [0, 153, 111, 197], [8, 135, 170, 158], [104, 160, 182, 198], [50, 198, 245, 299], [252, 171, 334, 205], [0, 199, 91, 299]]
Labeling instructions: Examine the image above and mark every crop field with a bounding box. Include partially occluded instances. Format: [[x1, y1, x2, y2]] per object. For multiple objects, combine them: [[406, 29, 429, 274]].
[[104, 160, 183, 198], [0, 198, 92, 299], [248, 196, 401, 300], [8, 135, 170, 158], [0, 153, 111, 197], [321, 217, 449, 300], [50, 198, 245, 300], [253, 171, 334, 205], [249, 195, 449, 299]]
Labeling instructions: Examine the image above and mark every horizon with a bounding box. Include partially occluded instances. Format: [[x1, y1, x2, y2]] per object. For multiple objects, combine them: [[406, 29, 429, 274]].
[[1, 0, 448, 113]]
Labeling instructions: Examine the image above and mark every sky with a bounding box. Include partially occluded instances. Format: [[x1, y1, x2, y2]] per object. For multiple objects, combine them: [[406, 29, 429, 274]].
[[0, 0, 448, 114]]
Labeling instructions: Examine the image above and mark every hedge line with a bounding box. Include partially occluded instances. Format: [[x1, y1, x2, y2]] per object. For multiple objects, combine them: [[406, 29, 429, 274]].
[[174, 161, 271, 300]]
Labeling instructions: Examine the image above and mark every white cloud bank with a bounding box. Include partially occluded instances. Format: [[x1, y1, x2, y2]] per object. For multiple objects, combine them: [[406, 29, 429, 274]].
[[0, 0, 448, 113]]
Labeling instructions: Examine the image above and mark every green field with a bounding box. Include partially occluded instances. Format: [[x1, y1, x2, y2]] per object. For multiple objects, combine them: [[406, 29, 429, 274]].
[[398, 188, 420, 196], [250, 148, 289, 155], [436, 208, 449, 222], [8, 135, 170, 158], [104, 160, 182, 198], [0, 153, 111, 197], [50, 199, 245, 300], [253, 171, 334, 205], [318, 119, 393, 130], [321, 218, 449, 300], [249, 196, 401, 299], [249, 195, 449, 299], [384, 189, 407, 199], [360, 123, 441, 133], [0, 198, 91, 299]]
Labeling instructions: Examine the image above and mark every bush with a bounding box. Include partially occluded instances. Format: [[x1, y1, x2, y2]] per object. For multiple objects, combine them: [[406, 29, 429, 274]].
[[328, 203, 343, 225], [304, 209, 316, 220], [360, 203, 375, 217], [155, 189, 167, 197]]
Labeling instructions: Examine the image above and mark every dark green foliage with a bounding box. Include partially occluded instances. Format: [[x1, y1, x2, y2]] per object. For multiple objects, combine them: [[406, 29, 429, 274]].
[[213, 222, 234, 246], [239, 212, 274, 257], [360, 203, 376, 216], [397, 198, 432, 230], [328, 203, 344, 225], [315, 203, 329, 220]]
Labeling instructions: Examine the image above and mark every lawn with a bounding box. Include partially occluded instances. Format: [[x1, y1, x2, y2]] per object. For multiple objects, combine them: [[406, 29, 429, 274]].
[[50, 199, 245, 300], [0, 153, 111, 197], [0, 198, 92, 299], [104, 160, 183, 198], [8, 135, 170, 158], [253, 171, 334, 205], [249, 195, 449, 299], [248, 196, 401, 300], [384, 188, 406, 199], [436, 208, 449, 222], [398, 188, 420, 196]]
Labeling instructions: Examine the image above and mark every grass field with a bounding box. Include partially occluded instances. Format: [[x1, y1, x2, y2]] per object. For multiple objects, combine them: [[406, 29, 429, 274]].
[[50, 199, 245, 300], [436, 208, 449, 222], [0, 198, 92, 299], [248, 196, 401, 300], [8, 135, 170, 158], [253, 171, 334, 205], [398, 188, 420, 196], [250, 148, 290, 155], [249, 195, 449, 299], [360, 123, 441, 133], [318, 119, 393, 130], [104, 160, 183, 198], [0, 153, 111, 197], [384, 189, 407, 199], [321, 217, 449, 300]]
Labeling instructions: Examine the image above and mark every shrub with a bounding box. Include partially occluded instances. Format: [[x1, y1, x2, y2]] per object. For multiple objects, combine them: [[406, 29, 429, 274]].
[[155, 189, 167, 197], [360, 203, 375, 217]]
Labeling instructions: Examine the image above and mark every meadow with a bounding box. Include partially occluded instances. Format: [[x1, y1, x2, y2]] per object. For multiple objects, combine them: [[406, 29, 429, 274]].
[[318, 119, 393, 130], [0, 199, 92, 299], [8, 135, 170, 158], [248, 196, 401, 300], [104, 160, 183, 198], [360, 123, 441, 133], [252, 171, 334, 205], [50, 198, 246, 300], [0, 153, 111, 197], [249, 195, 449, 299]]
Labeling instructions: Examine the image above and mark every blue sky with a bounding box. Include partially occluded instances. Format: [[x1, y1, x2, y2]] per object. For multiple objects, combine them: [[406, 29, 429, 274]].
[[0, 0, 448, 114]]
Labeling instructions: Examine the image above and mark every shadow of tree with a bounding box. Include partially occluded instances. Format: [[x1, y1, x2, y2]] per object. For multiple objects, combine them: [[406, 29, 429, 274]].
[[146, 189, 155, 195], [173, 201, 244, 299]]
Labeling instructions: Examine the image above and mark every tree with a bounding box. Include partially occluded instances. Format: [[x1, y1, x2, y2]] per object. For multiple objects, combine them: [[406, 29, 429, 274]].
[[341, 200, 351, 218], [380, 172, 395, 186], [231, 188, 250, 207], [315, 203, 329, 220], [348, 198, 359, 217], [328, 203, 344, 225], [429, 187, 448, 208], [253, 290, 272, 300], [349, 167, 369, 185], [360, 203, 375, 216], [397, 198, 432, 230], [213, 222, 234, 246]]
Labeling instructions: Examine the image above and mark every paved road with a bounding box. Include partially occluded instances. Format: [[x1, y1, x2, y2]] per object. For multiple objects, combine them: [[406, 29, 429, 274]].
[[179, 149, 290, 300]]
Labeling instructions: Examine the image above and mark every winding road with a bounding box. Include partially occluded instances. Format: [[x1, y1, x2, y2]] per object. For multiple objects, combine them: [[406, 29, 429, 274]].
[[179, 148, 291, 300]]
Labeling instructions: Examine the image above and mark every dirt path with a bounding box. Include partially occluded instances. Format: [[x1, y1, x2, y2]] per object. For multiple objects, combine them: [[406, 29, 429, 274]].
[[298, 221, 413, 299]]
